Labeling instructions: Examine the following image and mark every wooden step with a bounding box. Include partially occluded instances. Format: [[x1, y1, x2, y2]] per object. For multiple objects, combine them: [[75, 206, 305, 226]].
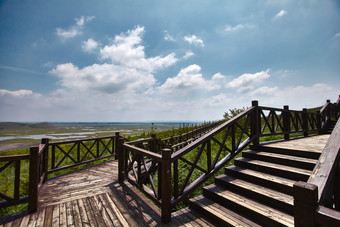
[[242, 150, 317, 170], [214, 175, 293, 214], [204, 185, 294, 227], [189, 195, 261, 227], [234, 157, 312, 181], [249, 144, 321, 159], [225, 166, 296, 195]]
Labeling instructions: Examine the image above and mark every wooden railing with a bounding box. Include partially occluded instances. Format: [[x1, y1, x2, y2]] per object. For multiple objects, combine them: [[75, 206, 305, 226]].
[[0, 143, 48, 213], [48, 133, 119, 174], [1, 97, 339, 220], [119, 99, 336, 222], [293, 118, 340, 226], [0, 133, 120, 214], [320, 95, 340, 128]]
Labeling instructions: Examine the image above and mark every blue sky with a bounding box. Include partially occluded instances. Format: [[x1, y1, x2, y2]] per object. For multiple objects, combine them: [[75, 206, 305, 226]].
[[0, 0, 339, 122]]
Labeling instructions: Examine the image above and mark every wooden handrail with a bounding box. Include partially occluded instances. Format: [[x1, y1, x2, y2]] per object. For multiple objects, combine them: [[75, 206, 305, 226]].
[[294, 111, 340, 226], [308, 118, 340, 203]]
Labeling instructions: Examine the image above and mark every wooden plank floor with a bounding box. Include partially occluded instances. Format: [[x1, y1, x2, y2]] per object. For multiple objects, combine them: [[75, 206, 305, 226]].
[[0, 160, 216, 226], [261, 134, 330, 153], [0, 134, 330, 226]]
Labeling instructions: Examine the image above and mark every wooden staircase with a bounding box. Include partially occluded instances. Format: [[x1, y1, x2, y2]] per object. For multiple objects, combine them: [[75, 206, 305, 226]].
[[322, 119, 337, 134], [189, 145, 321, 227]]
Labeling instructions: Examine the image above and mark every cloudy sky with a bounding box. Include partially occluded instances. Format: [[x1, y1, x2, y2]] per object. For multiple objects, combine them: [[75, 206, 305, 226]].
[[0, 0, 339, 122]]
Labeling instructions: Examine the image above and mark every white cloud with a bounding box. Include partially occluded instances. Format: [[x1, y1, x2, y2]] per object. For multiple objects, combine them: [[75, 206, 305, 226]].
[[184, 35, 204, 47], [251, 86, 279, 96], [82, 38, 99, 53], [56, 16, 95, 40], [164, 30, 175, 42], [49, 63, 155, 94], [334, 33, 340, 38], [212, 73, 226, 80], [274, 10, 287, 19], [158, 64, 221, 96], [100, 26, 178, 72], [251, 83, 338, 109], [227, 69, 270, 91], [183, 50, 194, 59], [0, 89, 41, 98]]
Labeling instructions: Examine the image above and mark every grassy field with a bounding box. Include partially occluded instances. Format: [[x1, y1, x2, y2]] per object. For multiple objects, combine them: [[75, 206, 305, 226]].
[[0, 122, 193, 153]]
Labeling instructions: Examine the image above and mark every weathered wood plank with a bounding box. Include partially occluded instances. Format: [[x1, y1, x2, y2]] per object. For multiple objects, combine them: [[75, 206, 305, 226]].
[[51, 204, 59, 227], [65, 201, 74, 226], [81, 197, 99, 227], [76, 198, 90, 226], [19, 215, 30, 227], [261, 135, 329, 153], [97, 194, 122, 226], [35, 208, 46, 227], [87, 196, 106, 227], [43, 206, 53, 227], [106, 188, 142, 226], [71, 200, 82, 227], [92, 194, 114, 226], [102, 193, 129, 226], [59, 202, 67, 227], [27, 210, 39, 227]]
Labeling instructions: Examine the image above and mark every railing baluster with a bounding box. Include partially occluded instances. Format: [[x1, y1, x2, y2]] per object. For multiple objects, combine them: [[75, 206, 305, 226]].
[[161, 148, 172, 223], [14, 160, 20, 200], [303, 108, 308, 137], [173, 159, 178, 199], [42, 138, 49, 182], [283, 105, 290, 140], [28, 146, 39, 213], [207, 140, 211, 172]]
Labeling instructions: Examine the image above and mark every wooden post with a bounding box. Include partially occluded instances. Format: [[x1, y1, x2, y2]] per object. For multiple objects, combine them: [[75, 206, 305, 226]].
[[41, 138, 49, 183], [151, 134, 157, 153], [161, 148, 172, 223], [115, 132, 120, 159], [302, 108, 308, 137], [293, 181, 318, 227], [316, 111, 322, 135], [283, 105, 290, 140], [326, 100, 331, 122], [251, 100, 260, 145], [117, 137, 125, 182], [28, 146, 39, 213]]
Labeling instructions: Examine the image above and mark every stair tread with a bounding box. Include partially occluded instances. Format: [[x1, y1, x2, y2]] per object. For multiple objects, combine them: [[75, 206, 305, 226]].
[[236, 157, 312, 176], [205, 184, 294, 226], [190, 195, 261, 227], [215, 175, 293, 207], [244, 150, 317, 164], [225, 166, 296, 188]]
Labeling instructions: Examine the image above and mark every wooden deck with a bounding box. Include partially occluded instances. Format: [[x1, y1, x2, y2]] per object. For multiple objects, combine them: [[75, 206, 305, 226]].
[[0, 135, 330, 226], [261, 134, 330, 153], [0, 160, 216, 226]]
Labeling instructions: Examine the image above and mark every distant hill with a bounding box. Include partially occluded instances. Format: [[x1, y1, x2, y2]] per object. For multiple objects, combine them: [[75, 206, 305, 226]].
[[0, 122, 56, 130]]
